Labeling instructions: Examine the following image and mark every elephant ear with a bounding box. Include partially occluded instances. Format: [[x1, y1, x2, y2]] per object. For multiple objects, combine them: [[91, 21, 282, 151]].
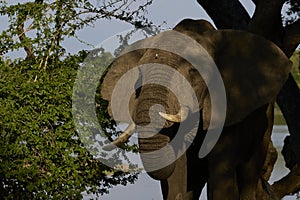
[[101, 49, 146, 123], [200, 30, 292, 128]]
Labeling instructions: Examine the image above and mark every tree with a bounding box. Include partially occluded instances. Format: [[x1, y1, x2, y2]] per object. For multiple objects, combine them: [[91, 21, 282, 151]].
[[0, 0, 153, 199], [0, 53, 137, 199], [196, 0, 300, 198]]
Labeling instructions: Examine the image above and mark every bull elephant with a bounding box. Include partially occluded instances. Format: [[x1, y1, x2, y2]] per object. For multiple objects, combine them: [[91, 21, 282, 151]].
[[100, 19, 292, 199]]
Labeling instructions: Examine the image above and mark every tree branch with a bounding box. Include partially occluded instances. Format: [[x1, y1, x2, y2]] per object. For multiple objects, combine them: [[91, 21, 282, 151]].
[[250, 5, 300, 194], [18, 23, 34, 59], [248, 0, 285, 43], [196, 0, 251, 29], [272, 164, 300, 198], [196, 0, 300, 197], [283, 19, 300, 57]]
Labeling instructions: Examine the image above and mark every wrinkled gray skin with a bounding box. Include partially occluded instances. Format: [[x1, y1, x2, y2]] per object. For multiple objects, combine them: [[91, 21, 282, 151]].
[[101, 19, 292, 200]]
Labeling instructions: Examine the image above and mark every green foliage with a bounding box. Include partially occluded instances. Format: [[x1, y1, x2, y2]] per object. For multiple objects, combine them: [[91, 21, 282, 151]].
[[0, 53, 137, 199], [290, 50, 300, 87], [76, 48, 139, 153], [274, 103, 287, 125], [0, 0, 154, 63], [0, 1, 155, 198]]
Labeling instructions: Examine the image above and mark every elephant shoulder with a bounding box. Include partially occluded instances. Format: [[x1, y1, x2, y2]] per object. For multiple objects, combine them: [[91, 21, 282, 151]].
[[202, 30, 292, 125]]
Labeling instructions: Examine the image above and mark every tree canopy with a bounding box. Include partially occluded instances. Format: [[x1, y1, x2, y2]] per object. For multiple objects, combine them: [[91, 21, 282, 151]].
[[0, 0, 153, 199], [0, 0, 154, 60], [0, 52, 138, 198]]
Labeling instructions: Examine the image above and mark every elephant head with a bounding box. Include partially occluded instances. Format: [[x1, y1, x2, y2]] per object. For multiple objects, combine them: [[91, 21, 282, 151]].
[[100, 19, 292, 180]]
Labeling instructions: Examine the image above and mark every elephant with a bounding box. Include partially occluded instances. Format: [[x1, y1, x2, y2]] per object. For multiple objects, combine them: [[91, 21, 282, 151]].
[[100, 19, 292, 199]]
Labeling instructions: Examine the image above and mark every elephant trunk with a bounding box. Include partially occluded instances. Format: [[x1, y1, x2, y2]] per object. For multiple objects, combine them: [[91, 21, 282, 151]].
[[134, 65, 179, 179], [135, 84, 177, 180], [138, 132, 176, 180]]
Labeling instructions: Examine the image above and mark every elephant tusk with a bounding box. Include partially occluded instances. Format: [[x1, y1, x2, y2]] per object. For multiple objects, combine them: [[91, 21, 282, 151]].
[[103, 123, 136, 151], [159, 106, 189, 123]]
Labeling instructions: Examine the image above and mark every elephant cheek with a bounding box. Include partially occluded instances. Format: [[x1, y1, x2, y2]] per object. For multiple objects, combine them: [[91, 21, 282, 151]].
[[139, 134, 176, 180]]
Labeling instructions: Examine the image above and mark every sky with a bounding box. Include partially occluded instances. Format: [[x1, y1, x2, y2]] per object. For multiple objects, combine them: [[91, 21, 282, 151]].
[[0, 0, 256, 59], [64, 0, 255, 54]]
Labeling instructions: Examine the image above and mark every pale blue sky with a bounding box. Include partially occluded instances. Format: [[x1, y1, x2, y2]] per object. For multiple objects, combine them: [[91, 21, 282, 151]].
[[0, 0, 255, 59], [65, 0, 255, 54]]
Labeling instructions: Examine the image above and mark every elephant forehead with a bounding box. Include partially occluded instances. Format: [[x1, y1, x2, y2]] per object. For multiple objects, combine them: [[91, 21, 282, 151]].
[[138, 49, 178, 65], [136, 63, 200, 111], [137, 50, 209, 111]]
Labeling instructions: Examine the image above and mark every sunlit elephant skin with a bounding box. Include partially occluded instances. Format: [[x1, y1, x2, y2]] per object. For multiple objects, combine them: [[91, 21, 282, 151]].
[[101, 19, 292, 199]]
